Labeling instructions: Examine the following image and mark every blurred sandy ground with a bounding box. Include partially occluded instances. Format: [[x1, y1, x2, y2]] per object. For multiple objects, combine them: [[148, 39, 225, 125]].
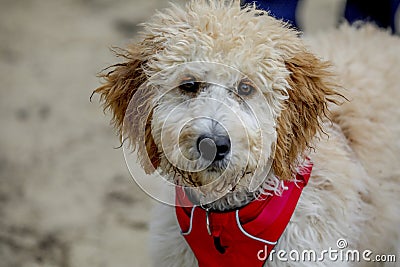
[[1, 1, 396, 267]]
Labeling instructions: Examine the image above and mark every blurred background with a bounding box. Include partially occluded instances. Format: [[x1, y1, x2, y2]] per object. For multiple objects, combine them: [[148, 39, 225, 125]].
[[0, 0, 398, 266]]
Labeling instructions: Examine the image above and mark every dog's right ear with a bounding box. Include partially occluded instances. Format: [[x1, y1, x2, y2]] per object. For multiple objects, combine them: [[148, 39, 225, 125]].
[[94, 44, 160, 174]]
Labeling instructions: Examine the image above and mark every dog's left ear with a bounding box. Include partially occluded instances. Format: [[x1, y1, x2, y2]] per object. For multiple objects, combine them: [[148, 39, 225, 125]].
[[273, 50, 341, 180]]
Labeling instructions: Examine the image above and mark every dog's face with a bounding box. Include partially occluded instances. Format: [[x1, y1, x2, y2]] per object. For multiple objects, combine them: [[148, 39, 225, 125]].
[[96, 1, 338, 206], [148, 62, 278, 200]]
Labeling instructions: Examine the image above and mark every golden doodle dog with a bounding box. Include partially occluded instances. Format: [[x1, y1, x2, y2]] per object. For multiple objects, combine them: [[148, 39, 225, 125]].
[[95, 1, 400, 266]]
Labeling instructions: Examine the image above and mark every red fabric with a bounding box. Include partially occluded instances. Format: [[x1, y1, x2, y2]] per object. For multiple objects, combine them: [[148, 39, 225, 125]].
[[175, 161, 312, 267]]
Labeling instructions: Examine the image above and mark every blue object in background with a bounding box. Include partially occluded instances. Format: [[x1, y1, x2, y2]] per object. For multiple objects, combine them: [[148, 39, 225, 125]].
[[344, 0, 400, 33], [241, 0, 400, 33], [241, 0, 300, 28]]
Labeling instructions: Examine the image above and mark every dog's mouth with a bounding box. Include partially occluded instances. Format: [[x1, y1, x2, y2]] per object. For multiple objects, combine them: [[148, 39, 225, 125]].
[[170, 159, 250, 188], [171, 164, 257, 209]]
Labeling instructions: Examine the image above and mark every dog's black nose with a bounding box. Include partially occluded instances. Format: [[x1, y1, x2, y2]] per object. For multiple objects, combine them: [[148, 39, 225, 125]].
[[197, 135, 231, 161], [214, 136, 231, 161]]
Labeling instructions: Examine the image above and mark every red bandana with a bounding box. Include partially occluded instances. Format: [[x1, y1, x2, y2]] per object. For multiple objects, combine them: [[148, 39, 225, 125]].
[[175, 161, 312, 267]]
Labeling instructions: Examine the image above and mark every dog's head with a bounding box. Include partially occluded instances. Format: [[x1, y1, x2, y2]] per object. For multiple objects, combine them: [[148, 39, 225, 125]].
[[95, 1, 339, 207]]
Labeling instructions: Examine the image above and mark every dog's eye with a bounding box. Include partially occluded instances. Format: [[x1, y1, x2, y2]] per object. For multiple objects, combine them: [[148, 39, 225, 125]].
[[179, 76, 201, 93], [237, 79, 255, 96]]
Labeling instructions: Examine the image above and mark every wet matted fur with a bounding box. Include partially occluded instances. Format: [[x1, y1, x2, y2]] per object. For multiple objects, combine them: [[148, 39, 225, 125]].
[[95, 1, 400, 266]]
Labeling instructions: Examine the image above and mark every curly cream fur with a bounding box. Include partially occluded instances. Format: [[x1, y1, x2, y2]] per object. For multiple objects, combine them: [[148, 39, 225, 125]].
[[95, 1, 400, 266]]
